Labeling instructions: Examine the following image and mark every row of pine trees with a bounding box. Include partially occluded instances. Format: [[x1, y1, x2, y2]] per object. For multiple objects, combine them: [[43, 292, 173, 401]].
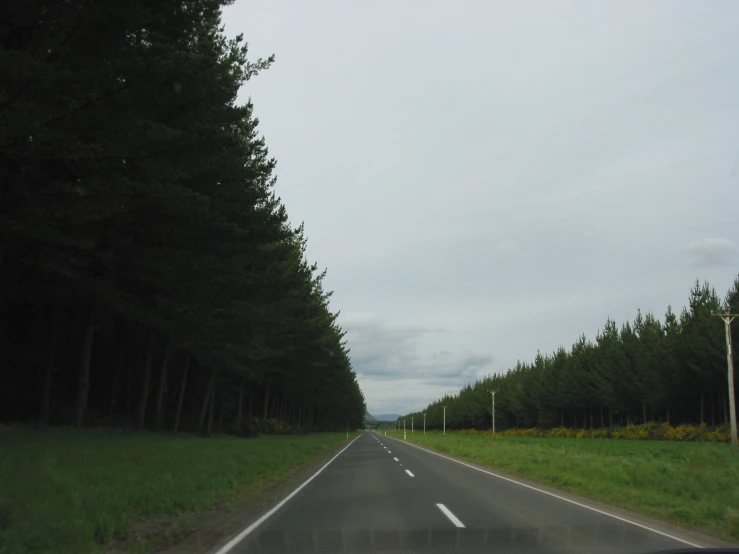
[[402, 278, 739, 432], [0, 0, 366, 433]]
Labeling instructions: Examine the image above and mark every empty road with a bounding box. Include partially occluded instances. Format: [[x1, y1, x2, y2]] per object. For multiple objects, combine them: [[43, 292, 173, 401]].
[[215, 431, 706, 554]]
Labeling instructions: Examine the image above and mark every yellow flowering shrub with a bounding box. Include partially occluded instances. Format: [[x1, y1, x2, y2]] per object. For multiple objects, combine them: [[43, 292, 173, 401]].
[[549, 427, 576, 438], [612, 424, 650, 440], [251, 417, 294, 435], [707, 424, 731, 442], [456, 422, 729, 442]]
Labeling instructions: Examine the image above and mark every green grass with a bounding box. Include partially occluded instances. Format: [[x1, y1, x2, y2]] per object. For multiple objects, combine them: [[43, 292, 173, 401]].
[[0, 426, 350, 554], [385, 430, 739, 542]]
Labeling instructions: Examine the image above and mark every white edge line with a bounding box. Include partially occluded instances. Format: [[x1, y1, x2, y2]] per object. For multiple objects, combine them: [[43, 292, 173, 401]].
[[212, 435, 360, 554], [437, 503, 465, 528], [384, 436, 702, 548], [405, 469, 415, 477], [393, 457, 399, 461]]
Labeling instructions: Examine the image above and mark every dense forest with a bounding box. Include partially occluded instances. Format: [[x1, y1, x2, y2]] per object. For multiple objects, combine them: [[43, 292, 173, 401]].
[[402, 278, 739, 432], [0, 0, 365, 433]]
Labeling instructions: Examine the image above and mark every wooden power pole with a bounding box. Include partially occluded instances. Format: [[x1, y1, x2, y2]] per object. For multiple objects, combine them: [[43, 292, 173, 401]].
[[713, 313, 738, 452]]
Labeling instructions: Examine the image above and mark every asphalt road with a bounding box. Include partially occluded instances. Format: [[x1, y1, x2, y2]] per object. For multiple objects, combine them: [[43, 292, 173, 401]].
[[218, 431, 703, 554]]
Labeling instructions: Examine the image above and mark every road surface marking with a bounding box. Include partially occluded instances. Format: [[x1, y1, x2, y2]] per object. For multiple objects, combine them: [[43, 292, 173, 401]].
[[393, 457, 399, 461], [212, 435, 360, 554], [437, 503, 465, 528], [405, 469, 414, 477], [387, 451, 391, 453], [383, 436, 702, 548]]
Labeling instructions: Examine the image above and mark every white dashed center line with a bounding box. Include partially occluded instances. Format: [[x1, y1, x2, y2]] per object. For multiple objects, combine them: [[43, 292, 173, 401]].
[[437, 504, 465, 528], [405, 469, 414, 477], [393, 457, 399, 461]]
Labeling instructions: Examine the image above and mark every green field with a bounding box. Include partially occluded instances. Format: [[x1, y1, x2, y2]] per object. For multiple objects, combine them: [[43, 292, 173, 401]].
[[385, 430, 739, 542], [0, 427, 349, 554]]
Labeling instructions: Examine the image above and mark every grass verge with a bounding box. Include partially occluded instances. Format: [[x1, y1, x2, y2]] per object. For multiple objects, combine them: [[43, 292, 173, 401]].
[[384, 430, 739, 542], [0, 426, 351, 554]]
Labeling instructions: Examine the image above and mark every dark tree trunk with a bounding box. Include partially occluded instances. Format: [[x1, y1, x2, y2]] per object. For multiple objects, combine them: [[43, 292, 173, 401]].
[[573, 410, 577, 428], [216, 388, 224, 432], [109, 359, 119, 419], [666, 405, 670, 425], [207, 383, 215, 435], [75, 299, 96, 427], [600, 405, 604, 428], [642, 401, 647, 424], [700, 391, 704, 424], [126, 355, 133, 422], [589, 409, 593, 429], [608, 406, 613, 427], [40, 299, 63, 425], [173, 353, 190, 433], [263, 383, 270, 419], [136, 333, 154, 430], [722, 392, 729, 424], [154, 345, 170, 429], [235, 376, 245, 432], [270, 390, 279, 419], [109, 322, 124, 419], [197, 367, 216, 433], [560, 409, 564, 427]]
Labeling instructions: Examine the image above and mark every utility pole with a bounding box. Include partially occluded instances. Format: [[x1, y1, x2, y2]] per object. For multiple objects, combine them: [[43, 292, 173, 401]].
[[713, 313, 738, 452], [442, 406, 447, 435], [403, 419, 406, 440], [411, 416, 414, 432], [423, 412, 426, 434], [488, 390, 497, 435]]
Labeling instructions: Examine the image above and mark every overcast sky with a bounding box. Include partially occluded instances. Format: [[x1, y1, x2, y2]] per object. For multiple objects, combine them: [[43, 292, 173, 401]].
[[222, 1, 739, 416]]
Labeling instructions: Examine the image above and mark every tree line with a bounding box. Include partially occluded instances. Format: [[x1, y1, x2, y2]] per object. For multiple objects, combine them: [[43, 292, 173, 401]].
[[401, 278, 739, 432], [0, 0, 365, 433]]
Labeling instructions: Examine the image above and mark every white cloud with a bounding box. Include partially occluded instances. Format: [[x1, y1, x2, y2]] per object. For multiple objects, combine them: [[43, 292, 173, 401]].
[[222, 1, 739, 415], [492, 240, 529, 257]]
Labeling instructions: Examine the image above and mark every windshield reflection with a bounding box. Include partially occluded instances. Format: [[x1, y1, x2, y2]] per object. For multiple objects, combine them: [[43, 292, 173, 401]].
[[238, 523, 671, 553]]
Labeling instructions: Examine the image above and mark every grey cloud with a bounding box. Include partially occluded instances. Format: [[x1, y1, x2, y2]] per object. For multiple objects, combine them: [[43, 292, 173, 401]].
[[685, 238, 738, 268], [222, 2, 739, 414], [343, 312, 493, 385]]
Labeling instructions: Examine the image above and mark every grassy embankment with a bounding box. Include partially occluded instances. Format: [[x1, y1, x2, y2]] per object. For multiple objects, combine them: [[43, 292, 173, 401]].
[[383, 430, 739, 542], [0, 427, 352, 554]]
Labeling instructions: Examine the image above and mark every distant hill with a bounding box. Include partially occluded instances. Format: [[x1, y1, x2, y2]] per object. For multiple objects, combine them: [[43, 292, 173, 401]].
[[364, 410, 378, 422], [372, 413, 401, 421]]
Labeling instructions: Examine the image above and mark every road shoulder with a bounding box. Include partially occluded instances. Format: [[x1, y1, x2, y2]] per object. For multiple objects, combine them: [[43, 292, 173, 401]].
[[383, 434, 737, 549], [102, 438, 355, 554]]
